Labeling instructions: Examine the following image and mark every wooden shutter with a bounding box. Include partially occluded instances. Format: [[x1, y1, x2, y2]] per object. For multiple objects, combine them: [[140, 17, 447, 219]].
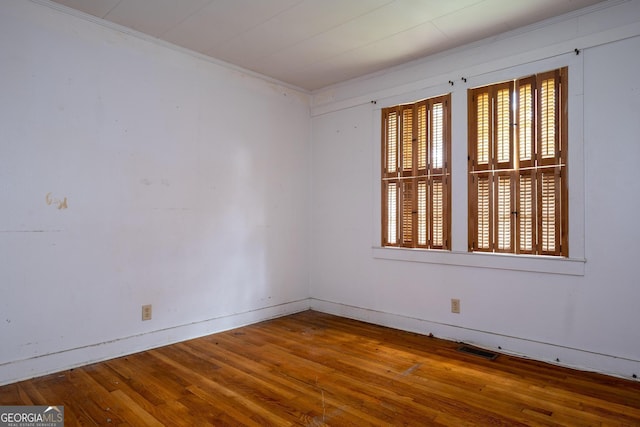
[[431, 102, 444, 170], [417, 179, 428, 247], [417, 102, 428, 172], [559, 67, 568, 256], [495, 173, 514, 252], [494, 83, 514, 170], [536, 68, 566, 255], [401, 180, 416, 247], [538, 170, 562, 255], [471, 90, 491, 171], [385, 181, 398, 245], [431, 178, 444, 248], [537, 70, 561, 167], [469, 87, 496, 252], [384, 109, 398, 176], [468, 67, 567, 256], [475, 174, 492, 251], [516, 77, 536, 169], [430, 96, 450, 249], [382, 109, 399, 246], [382, 94, 450, 250], [401, 106, 414, 176], [516, 171, 536, 254]]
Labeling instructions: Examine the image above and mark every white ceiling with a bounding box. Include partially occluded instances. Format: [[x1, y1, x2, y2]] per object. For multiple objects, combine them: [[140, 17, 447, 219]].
[[49, 0, 605, 91]]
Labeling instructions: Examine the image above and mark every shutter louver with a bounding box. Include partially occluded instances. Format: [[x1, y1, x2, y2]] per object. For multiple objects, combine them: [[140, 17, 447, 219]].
[[518, 81, 534, 166], [518, 174, 534, 253], [477, 176, 491, 250], [418, 104, 427, 171], [496, 88, 511, 165], [402, 181, 414, 246], [540, 172, 557, 253], [476, 93, 490, 167], [540, 77, 556, 160], [418, 180, 427, 246], [402, 108, 413, 173], [432, 179, 444, 247], [432, 103, 444, 170], [387, 182, 397, 245], [387, 111, 397, 173], [496, 175, 512, 251]]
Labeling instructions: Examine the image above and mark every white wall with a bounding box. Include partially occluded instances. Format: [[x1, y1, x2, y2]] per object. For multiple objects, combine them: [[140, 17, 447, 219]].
[[0, 0, 310, 385], [310, 0, 640, 379]]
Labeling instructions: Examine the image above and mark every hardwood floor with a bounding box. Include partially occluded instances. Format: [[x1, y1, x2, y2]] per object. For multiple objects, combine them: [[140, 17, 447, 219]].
[[1, 310, 639, 426]]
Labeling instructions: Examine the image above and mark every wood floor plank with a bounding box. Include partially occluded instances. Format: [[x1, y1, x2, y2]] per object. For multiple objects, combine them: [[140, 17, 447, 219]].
[[16, 384, 35, 406], [1, 310, 639, 426], [188, 335, 405, 425], [148, 348, 297, 426]]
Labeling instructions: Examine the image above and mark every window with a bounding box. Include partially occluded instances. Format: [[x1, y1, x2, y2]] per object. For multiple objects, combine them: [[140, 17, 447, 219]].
[[381, 94, 451, 249], [468, 67, 568, 256]]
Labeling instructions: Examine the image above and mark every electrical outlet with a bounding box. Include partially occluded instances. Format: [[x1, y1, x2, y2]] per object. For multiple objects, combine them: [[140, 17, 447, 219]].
[[142, 304, 152, 321], [451, 299, 461, 314]]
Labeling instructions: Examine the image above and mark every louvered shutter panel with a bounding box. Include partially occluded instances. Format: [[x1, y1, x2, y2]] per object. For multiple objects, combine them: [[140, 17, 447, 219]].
[[492, 82, 515, 252], [431, 102, 444, 171], [515, 77, 536, 254], [537, 70, 561, 167], [416, 101, 429, 248], [382, 108, 400, 246], [401, 107, 413, 176], [469, 88, 493, 251], [417, 179, 428, 247], [516, 77, 536, 169], [430, 97, 450, 249], [431, 178, 444, 248], [536, 69, 565, 255], [385, 109, 398, 175], [494, 83, 514, 170], [517, 171, 536, 254], [476, 175, 492, 251], [473, 90, 491, 171], [400, 105, 415, 246], [417, 102, 427, 173], [559, 68, 568, 256], [401, 180, 415, 247], [386, 182, 398, 245], [495, 173, 514, 252], [539, 171, 561, 255]]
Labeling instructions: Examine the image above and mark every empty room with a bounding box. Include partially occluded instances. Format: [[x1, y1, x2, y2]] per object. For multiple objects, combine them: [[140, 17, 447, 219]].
[[1, 0, 640, 425]]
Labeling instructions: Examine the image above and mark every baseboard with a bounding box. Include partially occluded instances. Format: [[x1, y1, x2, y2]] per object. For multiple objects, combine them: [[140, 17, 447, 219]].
[[0, 299, 311, 386], [310, 298, 640, 382], [4, 298, 637, 386]]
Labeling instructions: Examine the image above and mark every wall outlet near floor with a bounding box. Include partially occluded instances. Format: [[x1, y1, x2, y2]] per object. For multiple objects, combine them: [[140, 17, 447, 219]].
[[451, 299, 461, 314], [142, 304, 152, 321]]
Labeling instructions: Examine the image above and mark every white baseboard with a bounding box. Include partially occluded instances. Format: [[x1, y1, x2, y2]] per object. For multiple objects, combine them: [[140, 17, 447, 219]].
[[310, 298, 640, 382], [0, 299, 311, 386], [4, 297, 637, 386]]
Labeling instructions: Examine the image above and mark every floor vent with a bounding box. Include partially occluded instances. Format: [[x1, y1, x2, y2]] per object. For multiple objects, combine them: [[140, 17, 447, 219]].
[[457, 345, 499, 360]]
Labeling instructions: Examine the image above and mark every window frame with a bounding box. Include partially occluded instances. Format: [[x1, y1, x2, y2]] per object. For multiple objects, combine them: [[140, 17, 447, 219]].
[[372, 54, 585, 275]]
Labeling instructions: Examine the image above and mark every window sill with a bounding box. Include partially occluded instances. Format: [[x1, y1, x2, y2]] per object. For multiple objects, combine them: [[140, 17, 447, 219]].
[[372, 246, 585, 276]]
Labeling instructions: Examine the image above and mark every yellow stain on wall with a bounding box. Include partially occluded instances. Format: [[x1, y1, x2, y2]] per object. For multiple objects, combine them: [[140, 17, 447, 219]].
[[46, 192, 68, 210]]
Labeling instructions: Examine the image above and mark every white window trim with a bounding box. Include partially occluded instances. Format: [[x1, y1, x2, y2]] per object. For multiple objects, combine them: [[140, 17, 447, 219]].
[[372, 53, 586, 276]]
